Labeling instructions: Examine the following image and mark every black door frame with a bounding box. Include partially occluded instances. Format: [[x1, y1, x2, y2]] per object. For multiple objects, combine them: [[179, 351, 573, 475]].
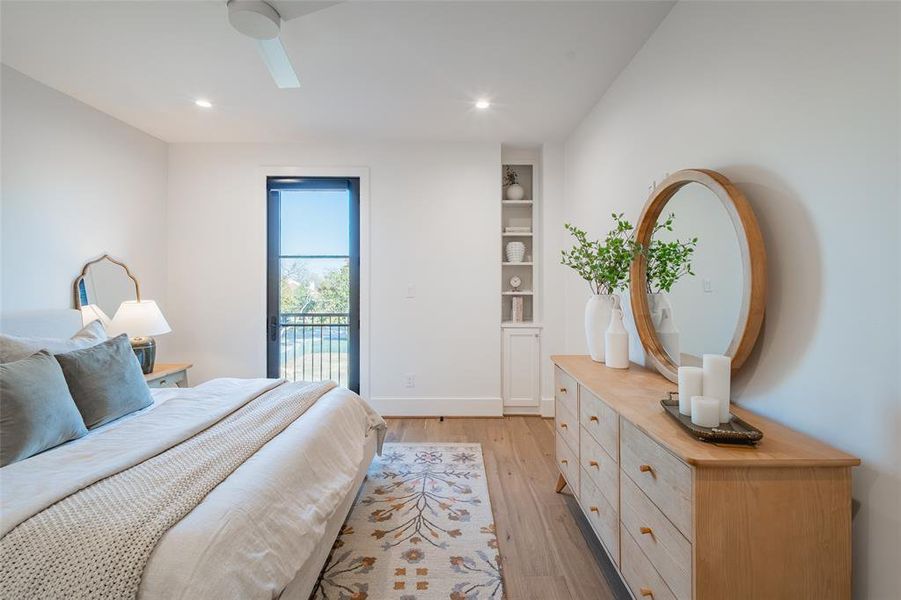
[[266, 176, 361, 392]]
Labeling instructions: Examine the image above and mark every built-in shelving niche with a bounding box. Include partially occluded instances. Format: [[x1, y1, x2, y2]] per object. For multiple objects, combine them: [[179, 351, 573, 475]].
[[501, 163, 535, 324]]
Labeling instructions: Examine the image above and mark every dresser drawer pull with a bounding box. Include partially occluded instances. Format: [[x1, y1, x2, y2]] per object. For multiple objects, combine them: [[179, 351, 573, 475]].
[[588, 460, 599, 469], [640, 588, 654, 598], [589, 506, 599, 513], [559, 387, 567, 394], [560, 423, 568, 429], [560, 459, 568, 465], [589, 415, 599, 423], [639, 526, 653, 535], [639, 464, 655, 475]]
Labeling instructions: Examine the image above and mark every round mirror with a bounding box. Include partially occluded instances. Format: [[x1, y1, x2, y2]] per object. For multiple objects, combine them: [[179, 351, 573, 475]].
[[73, 255, 140, 322], [630, 170, 766, 382]]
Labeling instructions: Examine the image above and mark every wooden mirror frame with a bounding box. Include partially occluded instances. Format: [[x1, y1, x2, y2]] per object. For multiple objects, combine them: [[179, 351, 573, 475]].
[[73, 254, 141, 308], [629, 169, 767, 382]]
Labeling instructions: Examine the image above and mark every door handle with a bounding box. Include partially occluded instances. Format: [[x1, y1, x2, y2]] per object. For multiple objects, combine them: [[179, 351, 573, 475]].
[[268, 315, 278, 342]]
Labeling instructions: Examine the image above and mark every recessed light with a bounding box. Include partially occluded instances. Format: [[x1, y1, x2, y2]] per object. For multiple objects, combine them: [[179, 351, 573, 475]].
[[475, 99, 491, 110], [195, 99, 213, 108]]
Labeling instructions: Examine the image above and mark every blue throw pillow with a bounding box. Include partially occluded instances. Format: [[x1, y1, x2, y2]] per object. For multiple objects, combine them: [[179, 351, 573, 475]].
[[0, 350, 88, 467], [55, 334, 153, 429]]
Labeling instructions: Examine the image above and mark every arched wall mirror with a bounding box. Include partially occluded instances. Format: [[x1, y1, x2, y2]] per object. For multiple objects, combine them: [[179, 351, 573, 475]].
[[629, 169, 767, 382], [73, 254, 140, 323]]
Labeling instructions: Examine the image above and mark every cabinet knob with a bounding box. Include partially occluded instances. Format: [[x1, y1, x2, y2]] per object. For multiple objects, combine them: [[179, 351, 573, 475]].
[[559, 387, 567, 394], [640, 588, 654, 598], [640, 526, 653, 535], [639, 464, 654, 475], [560, 459, 568, 465], [560, 423, 568, 429], [589, 415, 599, 423], [589, 506, 599, 513], [588, 460, 599, 469]]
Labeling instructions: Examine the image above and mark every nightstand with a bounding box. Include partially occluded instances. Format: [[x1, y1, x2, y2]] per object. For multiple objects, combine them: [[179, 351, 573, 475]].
[[144, 363, 192, 388]]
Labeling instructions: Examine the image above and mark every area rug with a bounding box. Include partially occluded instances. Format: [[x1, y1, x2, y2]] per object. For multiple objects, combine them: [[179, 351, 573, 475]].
[[312, 443, 504, 600]]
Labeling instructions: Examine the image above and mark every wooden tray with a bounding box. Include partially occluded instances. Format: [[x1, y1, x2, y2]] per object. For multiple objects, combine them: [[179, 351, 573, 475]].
[[660, 392, 763, 445]]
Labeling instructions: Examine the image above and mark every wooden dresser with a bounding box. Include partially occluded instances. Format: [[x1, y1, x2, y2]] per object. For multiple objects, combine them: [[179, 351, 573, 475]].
[[552, 355, 859, 600]]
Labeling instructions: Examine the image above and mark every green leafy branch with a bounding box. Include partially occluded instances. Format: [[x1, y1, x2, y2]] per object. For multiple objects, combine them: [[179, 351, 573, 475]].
[[645, 213, 698, 294], [560, 214, 641, 295]]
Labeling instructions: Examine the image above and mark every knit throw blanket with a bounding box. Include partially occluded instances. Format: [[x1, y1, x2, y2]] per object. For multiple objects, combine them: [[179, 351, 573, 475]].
[[0, 379, 336, 600]]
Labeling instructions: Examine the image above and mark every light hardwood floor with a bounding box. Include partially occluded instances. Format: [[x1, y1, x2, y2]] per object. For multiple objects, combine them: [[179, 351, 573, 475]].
[[384, 417, 629, 600]]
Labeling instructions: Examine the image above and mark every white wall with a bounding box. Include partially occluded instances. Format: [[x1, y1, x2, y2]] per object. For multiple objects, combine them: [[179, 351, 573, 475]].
[[560, 2, 899, 598], [166, 141, 501, 413], [540, 142, 566, 409], [1, 66, 169, 325]]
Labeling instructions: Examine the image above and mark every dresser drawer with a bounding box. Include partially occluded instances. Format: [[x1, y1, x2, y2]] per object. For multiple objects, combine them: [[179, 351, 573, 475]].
[[621, 473, 691, 600], [580, 426, 618, 506], [579, 386, 618, 460], [554, 367, 578, 419], [620, 420, 692, 539], [555, 431, 579, 497], [621, 528, 677, 600], [580, 467, 619, 565], [555, 403, 580, 456]]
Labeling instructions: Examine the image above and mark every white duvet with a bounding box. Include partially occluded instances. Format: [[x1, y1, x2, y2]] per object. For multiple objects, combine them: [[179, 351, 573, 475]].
[[0, 378, 385, 600]]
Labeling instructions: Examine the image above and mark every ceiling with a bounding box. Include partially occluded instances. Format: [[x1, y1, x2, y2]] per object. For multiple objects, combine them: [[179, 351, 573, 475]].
[[1, 1, 673, 144]]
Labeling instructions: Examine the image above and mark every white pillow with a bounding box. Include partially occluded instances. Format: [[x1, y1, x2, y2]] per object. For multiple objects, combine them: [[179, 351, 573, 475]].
[[0, 320, 109, 363]]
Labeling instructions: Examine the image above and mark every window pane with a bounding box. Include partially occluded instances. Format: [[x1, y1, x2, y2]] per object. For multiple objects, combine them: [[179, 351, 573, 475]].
[[278, 257, 350, 386], [279, 258, 349, 314], [279, 189, 349, 256]]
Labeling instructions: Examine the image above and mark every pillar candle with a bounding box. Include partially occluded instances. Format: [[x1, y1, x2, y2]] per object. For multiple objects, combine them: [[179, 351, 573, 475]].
[[691, 396, 719, 428], [703, 354, 732, 423], [677, 366, 703, 416]]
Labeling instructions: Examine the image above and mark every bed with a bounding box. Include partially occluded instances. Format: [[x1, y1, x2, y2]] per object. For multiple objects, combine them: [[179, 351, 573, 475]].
[[0, 309, 385, 599]]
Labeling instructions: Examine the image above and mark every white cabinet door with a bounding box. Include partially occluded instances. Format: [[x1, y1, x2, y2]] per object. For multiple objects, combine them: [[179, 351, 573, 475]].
[[502, 327, 540, 411]]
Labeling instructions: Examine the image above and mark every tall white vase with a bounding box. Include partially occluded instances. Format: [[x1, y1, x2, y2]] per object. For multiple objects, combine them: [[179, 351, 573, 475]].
[[604, 307, 629, 369], [585, 294, 619, 362], [647, 292, 674, 330]]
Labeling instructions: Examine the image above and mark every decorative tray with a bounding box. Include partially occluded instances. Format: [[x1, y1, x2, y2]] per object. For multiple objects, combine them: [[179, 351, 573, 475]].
[[660, 392, 763, 446]]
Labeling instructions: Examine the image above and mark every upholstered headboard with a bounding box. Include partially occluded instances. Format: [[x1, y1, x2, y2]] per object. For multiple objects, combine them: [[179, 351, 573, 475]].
[[0, 309, 83, 338]]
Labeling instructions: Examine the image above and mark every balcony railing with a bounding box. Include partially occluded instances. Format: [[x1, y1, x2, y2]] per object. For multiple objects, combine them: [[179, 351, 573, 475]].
[[279, 313, 349, 387]]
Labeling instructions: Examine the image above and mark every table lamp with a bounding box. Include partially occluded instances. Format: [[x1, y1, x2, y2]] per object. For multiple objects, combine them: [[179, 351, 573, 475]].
[[79, 304, 113, 330], [111, 300, 171, 374]]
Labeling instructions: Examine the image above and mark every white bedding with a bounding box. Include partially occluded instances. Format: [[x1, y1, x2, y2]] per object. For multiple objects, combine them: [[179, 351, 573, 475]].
[[0, 379, 384, 599]]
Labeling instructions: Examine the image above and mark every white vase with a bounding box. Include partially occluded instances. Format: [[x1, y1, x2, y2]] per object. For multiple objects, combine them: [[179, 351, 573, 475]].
[[505, 241, 525, 263], [604, 307, 629, 369], [585, 294, 619, 362], [505, 183, 525, 200], [656, 307, 681, 364], [647, 292, 674, 330]]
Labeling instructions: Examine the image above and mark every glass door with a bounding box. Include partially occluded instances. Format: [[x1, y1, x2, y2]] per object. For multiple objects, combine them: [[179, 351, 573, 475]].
[[267, 177, 360, 391]]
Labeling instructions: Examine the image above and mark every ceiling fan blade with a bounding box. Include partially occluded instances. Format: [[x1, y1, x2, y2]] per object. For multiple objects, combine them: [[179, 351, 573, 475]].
[[269, 1, 342, 22], [256, 37, 300, 89]]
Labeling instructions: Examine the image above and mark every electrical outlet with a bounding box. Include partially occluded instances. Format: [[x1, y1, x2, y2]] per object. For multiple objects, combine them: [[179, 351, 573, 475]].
[[406, 284, 416, 299], [703, 278, 713, 293], [404, 373, 416, 388]]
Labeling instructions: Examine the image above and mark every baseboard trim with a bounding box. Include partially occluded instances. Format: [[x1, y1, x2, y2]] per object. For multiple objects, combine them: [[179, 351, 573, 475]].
[[540, 396, 555, 418], [370, 396, 503, 417], [503, 405, 541, 416]]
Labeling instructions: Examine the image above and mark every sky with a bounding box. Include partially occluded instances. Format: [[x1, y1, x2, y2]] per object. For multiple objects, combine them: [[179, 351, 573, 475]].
[[280, 189, 349, 257], [280, 189, 349, 277]]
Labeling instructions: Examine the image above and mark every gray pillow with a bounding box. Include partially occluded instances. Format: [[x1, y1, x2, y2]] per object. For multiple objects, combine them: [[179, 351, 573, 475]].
[[55, 334, 153, 429], [0, 350, 89, 467], [0, 320, 108, 363]]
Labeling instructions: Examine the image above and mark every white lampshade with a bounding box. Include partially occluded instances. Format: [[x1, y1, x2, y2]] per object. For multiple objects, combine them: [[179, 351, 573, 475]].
[[80, 304, 113, 330], [110, 300, 171, 338]]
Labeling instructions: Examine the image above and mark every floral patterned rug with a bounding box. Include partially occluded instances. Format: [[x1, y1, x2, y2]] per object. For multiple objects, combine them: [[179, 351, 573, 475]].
[[312, 443, 504, 600]]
